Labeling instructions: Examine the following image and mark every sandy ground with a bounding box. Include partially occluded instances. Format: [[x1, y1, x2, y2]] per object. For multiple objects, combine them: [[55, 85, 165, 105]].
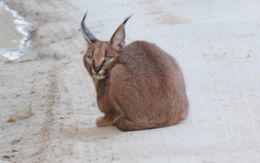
[[1, 0, 260, 162]]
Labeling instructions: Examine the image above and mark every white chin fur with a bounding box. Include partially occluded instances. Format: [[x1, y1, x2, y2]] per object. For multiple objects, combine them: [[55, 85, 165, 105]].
[[93, 75, 106, 80]]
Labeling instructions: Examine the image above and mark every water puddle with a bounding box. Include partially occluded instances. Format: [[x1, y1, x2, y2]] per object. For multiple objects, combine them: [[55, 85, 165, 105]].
[[0, 0, 29, 60]]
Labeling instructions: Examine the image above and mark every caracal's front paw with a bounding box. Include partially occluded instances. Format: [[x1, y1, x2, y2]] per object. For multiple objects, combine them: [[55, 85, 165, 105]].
[[96, 117, 113, 127]]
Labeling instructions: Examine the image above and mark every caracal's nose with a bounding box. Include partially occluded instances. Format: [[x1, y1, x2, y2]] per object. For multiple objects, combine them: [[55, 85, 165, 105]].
[[94, 65, 101, 73]]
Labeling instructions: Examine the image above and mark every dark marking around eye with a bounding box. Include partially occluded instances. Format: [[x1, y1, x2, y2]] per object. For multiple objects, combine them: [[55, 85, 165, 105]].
[[103, 51, 108, 60], [92, 48, 95, 56]]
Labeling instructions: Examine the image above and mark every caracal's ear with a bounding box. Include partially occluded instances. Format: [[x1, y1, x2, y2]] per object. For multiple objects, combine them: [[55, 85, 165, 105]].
[[110, 15, 132, 51], [81, 11, 98, 44]]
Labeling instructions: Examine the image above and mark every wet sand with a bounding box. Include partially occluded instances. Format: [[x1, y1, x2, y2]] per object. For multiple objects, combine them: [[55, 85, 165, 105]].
[[0, 1, 23, 49]]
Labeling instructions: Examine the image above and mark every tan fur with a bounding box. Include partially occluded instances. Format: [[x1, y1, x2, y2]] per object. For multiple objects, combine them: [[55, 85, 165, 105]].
[[82, 18, 188, 131]]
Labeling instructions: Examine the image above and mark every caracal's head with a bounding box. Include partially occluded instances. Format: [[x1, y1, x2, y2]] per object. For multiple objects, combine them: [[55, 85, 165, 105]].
[[81, 12, 131, 80]]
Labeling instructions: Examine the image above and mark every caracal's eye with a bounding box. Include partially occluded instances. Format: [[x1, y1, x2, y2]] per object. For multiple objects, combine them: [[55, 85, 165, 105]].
[[86, 55, 93, 63], [105, 55, 114, 61]]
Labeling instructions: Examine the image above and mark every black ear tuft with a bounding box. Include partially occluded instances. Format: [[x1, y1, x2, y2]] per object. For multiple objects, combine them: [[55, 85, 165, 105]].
[[81, 11, 98, 44], [123, 14, 133, 25], [110, 15, 132, 51]]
